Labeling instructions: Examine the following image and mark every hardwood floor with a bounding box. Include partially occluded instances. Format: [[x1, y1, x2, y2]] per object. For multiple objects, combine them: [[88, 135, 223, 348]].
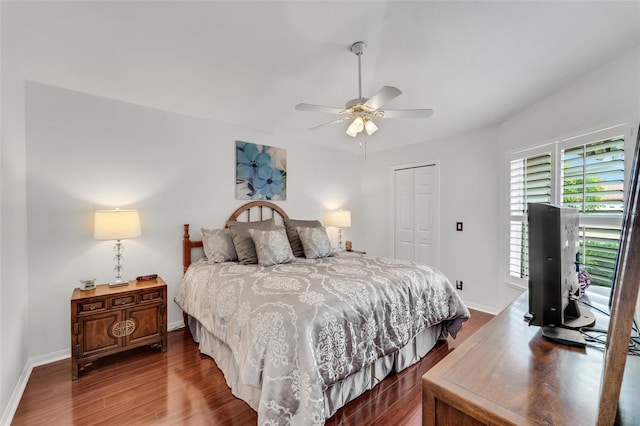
[[12, 309, 493, 425]]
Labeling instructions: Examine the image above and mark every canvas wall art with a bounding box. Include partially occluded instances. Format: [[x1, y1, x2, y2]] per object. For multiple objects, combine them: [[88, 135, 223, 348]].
[[236, 141, 287, 200]]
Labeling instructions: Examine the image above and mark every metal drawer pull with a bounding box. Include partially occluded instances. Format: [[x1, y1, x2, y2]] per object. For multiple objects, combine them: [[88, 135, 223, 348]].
[[90, 304, 96, 310]]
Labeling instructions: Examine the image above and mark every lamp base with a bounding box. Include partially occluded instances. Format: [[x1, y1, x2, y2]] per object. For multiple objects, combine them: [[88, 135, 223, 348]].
[[108, 280, 129, 288]]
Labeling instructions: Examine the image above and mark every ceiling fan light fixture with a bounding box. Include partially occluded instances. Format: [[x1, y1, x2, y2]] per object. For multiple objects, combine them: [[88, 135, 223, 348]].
[[296, 41, 433, 139], [346, 116, 365, 137], [353, 116, 364, 132], [364, 118, 378, 135]]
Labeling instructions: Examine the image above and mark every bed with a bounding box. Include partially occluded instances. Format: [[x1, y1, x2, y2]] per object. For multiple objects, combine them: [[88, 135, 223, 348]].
[[174, 201, 470, 425]]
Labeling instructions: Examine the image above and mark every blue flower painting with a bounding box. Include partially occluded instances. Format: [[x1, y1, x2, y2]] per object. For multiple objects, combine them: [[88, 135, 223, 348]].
[[236, 141, 287, 200]]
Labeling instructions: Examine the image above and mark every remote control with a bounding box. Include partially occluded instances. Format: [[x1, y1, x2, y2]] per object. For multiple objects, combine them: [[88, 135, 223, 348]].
[[136, 274, 158, 281]]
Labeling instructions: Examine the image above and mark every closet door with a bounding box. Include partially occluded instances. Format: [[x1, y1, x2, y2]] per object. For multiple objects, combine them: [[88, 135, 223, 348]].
[[394, 164, 438, 265], [394, 168, 415, 260]]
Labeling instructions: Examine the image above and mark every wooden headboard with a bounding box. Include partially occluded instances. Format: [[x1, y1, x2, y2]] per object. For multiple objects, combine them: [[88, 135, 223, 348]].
[[182, 201, 289, 273]]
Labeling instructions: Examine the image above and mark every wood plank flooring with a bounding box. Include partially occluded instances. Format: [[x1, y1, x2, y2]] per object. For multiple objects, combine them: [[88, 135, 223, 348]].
[[12, 309, 493, 425]]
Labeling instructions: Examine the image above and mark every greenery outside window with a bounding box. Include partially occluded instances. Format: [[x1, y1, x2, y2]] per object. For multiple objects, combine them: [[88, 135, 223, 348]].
[[508, 124, 630, 288]]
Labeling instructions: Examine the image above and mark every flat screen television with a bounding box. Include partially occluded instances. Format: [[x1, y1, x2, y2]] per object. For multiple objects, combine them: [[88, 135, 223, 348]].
[[527, 202, 595, 345]]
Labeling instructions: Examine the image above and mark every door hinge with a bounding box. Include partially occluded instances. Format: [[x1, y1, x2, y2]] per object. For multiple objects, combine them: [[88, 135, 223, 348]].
[[161, 305, 165, 315], [161, 324, 166, 334], [75, 344, 80, 357], [74, 323, 79, 335]]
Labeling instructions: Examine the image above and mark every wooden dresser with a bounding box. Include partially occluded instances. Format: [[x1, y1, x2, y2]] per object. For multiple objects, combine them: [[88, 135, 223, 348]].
[[70, 278, 168, 380], [422, 292, 640, 425]]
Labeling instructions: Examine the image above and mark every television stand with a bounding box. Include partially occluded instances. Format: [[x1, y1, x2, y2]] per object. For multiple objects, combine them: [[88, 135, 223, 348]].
[[542, 326, 586, 347], [563, 297, 596, 329]]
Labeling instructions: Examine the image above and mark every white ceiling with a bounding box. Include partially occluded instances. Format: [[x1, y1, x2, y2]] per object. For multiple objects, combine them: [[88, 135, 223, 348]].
[[4, 1, 640, 153]]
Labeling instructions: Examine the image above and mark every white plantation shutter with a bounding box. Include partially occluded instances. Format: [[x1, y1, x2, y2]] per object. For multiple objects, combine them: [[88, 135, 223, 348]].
[[561, 137, 624, 287], [509, 153, 551, 279], [562, 138, 625, 214], [507, 125, 628, 287], [579, 226, 621, 287]]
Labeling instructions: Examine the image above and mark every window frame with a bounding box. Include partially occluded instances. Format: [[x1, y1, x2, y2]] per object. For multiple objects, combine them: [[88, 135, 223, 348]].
[[506, 123, 633, 289]]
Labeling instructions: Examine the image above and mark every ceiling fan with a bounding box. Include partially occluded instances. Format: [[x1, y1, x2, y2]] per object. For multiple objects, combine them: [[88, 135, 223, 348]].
[[295, 41, 433, 138]]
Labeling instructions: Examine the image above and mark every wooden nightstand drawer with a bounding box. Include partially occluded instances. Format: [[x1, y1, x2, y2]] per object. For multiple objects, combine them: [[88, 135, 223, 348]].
[[71, 278, 168, 380], [78, 300, 106, 314], [140, 290, 161, 302], [111, 295, 135, 308]]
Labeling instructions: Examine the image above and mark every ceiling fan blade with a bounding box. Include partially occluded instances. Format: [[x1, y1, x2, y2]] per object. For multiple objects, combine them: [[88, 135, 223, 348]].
[[380, 109, 434, 119], [308, 117, 349, 131], [295, 103, 344, 115], [363, 86, 402, 110]]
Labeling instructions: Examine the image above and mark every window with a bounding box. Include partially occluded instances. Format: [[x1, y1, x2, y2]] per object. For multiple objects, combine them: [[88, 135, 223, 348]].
[[562, 137, 625, 286], [508, 125, 629, 287]]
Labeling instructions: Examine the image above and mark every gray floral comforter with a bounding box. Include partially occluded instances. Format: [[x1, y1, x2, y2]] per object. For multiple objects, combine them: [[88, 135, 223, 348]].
[[174, 254, 469, 425]]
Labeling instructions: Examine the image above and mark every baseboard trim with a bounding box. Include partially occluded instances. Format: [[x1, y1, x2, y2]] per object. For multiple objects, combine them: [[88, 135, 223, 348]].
[[31, 348, 70, 367], [168, 320, 184, 331], [0, 347, 69, 426], [464, 302, 501, 316], [0, 361, 29, 426]]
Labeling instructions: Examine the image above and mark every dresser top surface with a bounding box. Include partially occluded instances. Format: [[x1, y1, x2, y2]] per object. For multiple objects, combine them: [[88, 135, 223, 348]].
[[71, 278, 166, 300]]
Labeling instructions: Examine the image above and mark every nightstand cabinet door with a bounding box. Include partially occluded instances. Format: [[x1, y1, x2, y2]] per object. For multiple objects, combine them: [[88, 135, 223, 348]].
[[126, 303, 165, 346], [77, 310, 122, 357]]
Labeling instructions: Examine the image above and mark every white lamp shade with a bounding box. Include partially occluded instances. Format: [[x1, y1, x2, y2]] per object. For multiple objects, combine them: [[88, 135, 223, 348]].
[[325, 210, 351, 228], [94, 209, 141, 240]]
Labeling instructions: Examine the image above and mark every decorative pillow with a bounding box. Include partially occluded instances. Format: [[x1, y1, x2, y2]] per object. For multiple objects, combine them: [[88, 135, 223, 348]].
[[201, 228, 238, 262], [249, 227, 296, 266], [227, 219, 277, 264], [284, 219, 323, 257], [296, 226, 334, 259]]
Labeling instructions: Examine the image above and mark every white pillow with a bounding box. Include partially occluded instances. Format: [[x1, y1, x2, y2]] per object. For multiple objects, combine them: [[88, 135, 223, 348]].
[[201, 228, 238, 262], [249, 227, 296, 266], [296, 226, 334, 259]]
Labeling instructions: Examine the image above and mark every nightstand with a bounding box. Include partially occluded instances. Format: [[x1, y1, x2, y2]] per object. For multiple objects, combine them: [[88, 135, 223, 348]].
[[337, 250, 367, 257], [70, 277, 168, 380], [346, 249, 367, 255]]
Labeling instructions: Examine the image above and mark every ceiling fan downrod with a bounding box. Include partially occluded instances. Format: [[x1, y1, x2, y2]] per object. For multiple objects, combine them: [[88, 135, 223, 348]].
[[350, 41, 366, 100]]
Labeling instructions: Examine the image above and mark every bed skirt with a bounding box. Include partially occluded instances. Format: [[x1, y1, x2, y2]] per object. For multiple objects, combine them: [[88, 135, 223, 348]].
[[187, 315, 444, 420]]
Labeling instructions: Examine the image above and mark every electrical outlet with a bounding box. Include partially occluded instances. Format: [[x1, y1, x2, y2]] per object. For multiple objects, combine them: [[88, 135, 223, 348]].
[[456, 280, 463, 290]]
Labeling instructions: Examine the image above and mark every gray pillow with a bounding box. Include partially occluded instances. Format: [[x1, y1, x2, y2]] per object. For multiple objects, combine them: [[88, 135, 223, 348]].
[[201, 228, 238, 262], [284, 219, 323, 257], [227, 219, 277, 264], [296, 226, 334, 259], [249, 227, 295, 266]]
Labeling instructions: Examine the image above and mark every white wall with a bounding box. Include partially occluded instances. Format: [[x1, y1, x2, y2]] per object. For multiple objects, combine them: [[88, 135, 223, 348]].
[[23, 82, 363, 363], [361, 127, 521, 313], [0, 4, 31, 423], [499, 46, 640, 153]]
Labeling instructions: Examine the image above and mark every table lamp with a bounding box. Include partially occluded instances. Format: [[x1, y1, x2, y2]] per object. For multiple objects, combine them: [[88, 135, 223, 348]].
[[325, 209, 351, 250], [94, 208, 141, 287]]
